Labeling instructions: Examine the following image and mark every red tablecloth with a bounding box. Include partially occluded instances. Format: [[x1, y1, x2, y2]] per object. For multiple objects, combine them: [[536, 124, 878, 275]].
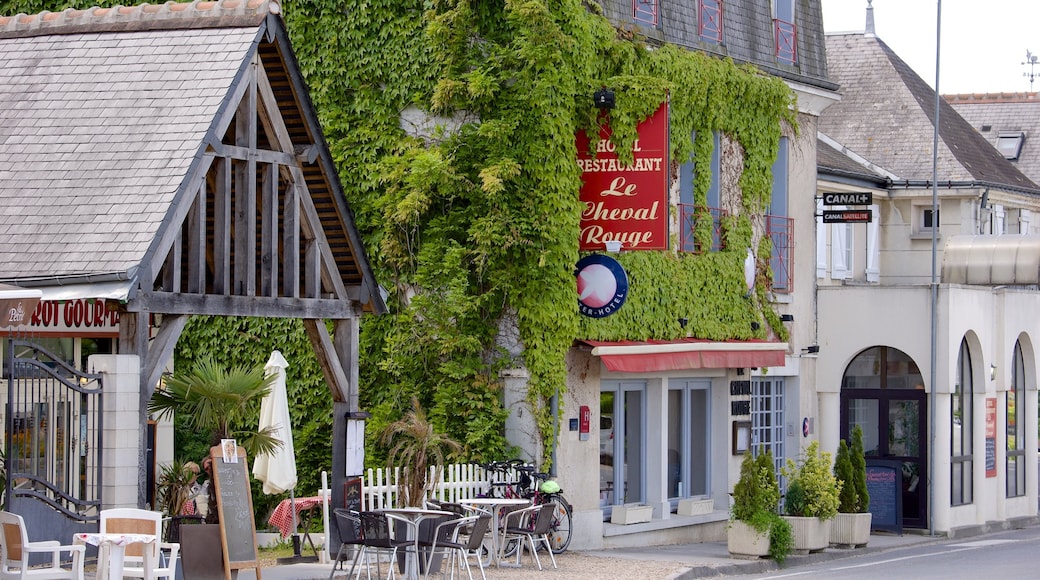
[[268, 496, 325, 538]]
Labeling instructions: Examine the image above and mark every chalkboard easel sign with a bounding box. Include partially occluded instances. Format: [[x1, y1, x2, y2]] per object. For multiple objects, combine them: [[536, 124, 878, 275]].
[[865, 459, 903, 535], [210, 444, 261, 580]]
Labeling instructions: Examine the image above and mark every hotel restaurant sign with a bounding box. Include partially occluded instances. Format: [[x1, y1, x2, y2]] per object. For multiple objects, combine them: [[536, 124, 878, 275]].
[[576, 102, 669, 251]]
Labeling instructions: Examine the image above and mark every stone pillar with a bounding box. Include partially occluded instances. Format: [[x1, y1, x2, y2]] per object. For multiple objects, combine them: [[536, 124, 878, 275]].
[[90, 354, 143, 508], [502, 368, 538, 463]]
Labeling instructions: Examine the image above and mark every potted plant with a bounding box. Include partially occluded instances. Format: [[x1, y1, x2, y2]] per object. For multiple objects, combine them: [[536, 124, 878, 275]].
[[728, 447, 792, 563], [380, 397, 461, 507], [780, 441, 840, 554], [831, 426, 871, 547]]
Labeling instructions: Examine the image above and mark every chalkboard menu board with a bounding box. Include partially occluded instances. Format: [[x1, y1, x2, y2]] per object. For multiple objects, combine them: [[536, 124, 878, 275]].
[[210, 445, 260, 579], [865, 459, 903, 534]]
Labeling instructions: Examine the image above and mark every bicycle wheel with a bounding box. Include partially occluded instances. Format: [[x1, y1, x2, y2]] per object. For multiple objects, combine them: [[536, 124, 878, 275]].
[[543, 497, 573, 554]]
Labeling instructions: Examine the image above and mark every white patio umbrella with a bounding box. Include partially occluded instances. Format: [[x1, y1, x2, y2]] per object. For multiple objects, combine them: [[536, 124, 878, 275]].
[[253, 351, 303, 555]]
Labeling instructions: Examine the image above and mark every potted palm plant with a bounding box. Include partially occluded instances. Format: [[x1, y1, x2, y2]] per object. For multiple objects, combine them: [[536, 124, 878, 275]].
[[149, 356, 280, 578], [380, 397, 461, 507], [728, 447, 792, 563], [780, 441, 841, 554], [831, 426, 871, 547]]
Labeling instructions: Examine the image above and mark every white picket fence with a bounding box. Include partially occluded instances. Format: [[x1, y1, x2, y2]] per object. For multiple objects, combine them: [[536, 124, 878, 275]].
[[358, 462, 525, 509]]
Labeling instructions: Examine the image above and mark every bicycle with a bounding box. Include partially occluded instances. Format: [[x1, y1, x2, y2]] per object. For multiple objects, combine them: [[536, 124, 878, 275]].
[[477, 460, 572, 555]]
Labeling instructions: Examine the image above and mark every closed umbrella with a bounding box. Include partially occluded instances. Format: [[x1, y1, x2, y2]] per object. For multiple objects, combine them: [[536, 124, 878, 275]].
[[253, 351, 307, 559]]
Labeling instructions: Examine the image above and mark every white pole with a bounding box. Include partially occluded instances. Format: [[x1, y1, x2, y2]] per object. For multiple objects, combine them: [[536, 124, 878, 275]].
[[929, 0, 942, 538]]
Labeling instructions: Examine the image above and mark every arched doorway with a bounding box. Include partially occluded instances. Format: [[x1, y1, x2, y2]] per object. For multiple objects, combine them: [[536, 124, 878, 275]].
[[840, 346, 928, 528]]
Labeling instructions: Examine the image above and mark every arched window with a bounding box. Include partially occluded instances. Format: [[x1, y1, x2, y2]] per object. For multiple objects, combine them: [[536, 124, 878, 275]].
[[952, 338, 973, 505], [1007, 342, 1026, 497]]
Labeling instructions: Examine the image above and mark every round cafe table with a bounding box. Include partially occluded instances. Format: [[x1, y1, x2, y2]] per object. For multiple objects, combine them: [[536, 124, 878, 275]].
[[458, 497, 531, 567], [74, 532, 157, 580], [375, 507, 454, 580]]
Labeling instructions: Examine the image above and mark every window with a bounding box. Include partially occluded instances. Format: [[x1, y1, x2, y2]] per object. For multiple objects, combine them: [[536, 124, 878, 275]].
[[698, 0, 724, 44], [668, 381, 711, 502], [632, 0, 659, 27], [816, 198, 827, 279], [996, 131, 1025, 160], [772, 0, 797, 64], [1007, 342, 1026, 497], [922, 208, 940, 229], [751, 377, 785, 486], [831, 217, 851, 280], [866, 204, 880, 282], [600, 381, 646, 516], [952, 339, 973, 506], [769, 137, 792, 291], [679, 132, 723, 253]]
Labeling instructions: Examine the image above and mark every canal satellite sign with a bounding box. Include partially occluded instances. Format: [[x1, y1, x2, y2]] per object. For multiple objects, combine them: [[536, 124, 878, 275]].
[[823, 209, 872, 223]]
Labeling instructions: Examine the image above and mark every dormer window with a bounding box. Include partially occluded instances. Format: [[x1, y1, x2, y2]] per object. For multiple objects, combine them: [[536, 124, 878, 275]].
[[996, 131, 1025, 160]]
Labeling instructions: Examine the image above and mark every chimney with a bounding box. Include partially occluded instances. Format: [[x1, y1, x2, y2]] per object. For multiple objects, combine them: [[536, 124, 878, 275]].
[[865, 0, 876, 37]]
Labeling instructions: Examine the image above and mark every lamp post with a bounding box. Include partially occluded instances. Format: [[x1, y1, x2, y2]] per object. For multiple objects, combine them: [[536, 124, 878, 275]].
[[928, 0, 942, 539]]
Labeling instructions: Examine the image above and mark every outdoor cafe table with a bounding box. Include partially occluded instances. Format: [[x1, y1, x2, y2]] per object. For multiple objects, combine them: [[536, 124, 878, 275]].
[[375, 507, 454, 580], [268, 495, 324, 559], [458, 497, 531, 568], [74, 532, 157, 580]]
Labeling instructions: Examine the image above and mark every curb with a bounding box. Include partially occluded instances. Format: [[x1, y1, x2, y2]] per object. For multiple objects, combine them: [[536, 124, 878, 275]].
[[672, 535, 947, 579]]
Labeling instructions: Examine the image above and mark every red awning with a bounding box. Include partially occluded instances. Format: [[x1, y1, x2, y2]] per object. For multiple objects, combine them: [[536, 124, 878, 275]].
[[582, 338, 787, 373]]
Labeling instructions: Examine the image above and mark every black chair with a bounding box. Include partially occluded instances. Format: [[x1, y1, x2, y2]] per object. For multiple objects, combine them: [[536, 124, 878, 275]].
[[352, 511, 410, 580], [329, 509, 364, 580], [424, 513, 492, 580], [500, 503, 557, 570]]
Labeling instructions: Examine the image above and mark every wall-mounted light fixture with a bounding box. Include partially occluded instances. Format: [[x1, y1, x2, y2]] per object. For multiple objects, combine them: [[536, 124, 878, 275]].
[[780, 314, 794, 322], [990, 364, 997, 381], [750, 321, 760, 331], [594, 87, 616, 110], [803, 345, 820, 354], [605, 240, 623, 253], [678, 317, 688, 329]]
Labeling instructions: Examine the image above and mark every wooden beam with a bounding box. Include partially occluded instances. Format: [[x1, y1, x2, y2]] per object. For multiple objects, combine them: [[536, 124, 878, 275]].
[[117, 310, 151, 508], [332, 316, 360, 410], [260, 163, 279, 297], [207, 142, 296, 165], [214, 156, 232, 295], [233, 59, 257, 296], [130, 292, 358, 319], [187, 181, 207, 294], [283, 180, 300, 298], [142, 314, 188, 400], [303, 319, 351, 403]]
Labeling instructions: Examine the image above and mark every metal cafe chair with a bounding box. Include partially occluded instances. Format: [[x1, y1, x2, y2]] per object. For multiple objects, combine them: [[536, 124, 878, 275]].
[[499, 503, 557, 571], [329, 509, 365, 580], [423, 513, 492, 580]]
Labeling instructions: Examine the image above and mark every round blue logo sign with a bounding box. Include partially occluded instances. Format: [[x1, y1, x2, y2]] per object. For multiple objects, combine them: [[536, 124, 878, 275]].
[[576, 254, 629, 318]]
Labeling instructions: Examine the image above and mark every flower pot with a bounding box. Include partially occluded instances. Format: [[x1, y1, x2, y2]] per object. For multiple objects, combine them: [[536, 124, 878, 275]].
[[727, 520, 771, 559], [782, 515, 830, 554], [610, 503, 653, 525], [830, 512, 871, 548]]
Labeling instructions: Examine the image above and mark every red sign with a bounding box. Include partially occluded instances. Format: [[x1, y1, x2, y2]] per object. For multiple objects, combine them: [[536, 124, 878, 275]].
[[985, 397, 997, 478], [576, 102, 669, 251], [0, 299, 120, 337]]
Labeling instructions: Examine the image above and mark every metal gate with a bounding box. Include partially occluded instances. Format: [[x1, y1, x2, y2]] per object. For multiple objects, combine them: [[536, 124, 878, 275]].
[[3, 338, 103, 544]]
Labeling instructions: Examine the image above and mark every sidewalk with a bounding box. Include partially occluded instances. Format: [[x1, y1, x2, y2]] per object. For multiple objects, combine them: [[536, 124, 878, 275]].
[[246, 530, 945, 580]]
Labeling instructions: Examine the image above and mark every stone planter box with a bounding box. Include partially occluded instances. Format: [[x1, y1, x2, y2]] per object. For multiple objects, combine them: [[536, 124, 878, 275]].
[[830, 512, 872, 548], [677, 498, 715, 516], [783, 515, 831, 554], [610, 503, 653, 525], [727, 519, 770, 559]]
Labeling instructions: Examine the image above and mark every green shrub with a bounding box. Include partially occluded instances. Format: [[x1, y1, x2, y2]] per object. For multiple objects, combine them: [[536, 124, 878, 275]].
[[731, 447, 791, 564], [851, 425, 870, 513], [833, 439, 859, 513], [781, 441, 841, 520]]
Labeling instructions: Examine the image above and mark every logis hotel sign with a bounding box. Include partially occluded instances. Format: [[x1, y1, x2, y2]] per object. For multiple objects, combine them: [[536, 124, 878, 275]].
[[576, 102, 669, 251]]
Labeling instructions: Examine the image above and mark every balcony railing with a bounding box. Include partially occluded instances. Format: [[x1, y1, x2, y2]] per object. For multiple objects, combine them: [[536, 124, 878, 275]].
[[766, 215, 793, 293], [773, 18, 797, 64], [698, 0, 724, 43], [633, 0, 659, 27], [679, 203, 727, 254]]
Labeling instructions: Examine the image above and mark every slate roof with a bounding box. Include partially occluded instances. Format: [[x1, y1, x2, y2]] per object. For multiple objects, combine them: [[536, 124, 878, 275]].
[[0, 0, 384, 311], [817, 137, 887, 185], [820, 33, 1040, 193], [947, 92, 1040, 187]]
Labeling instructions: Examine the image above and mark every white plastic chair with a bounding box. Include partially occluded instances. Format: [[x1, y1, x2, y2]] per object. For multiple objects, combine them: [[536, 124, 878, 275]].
[[0, 511, 85, 579], [99, 508, 179, 580]]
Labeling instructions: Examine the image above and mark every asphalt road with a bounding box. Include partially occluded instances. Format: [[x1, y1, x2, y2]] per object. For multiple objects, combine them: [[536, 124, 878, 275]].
[[744, 525, 1040, 579]]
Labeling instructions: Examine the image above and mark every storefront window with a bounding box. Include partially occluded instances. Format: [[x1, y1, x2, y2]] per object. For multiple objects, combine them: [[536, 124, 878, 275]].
[[751, 377, 785, 483], [952, 338, 974, 506], [1007, 341, 1026, 497], [667, 381, 710, 501], [600, 381, 645, 517]]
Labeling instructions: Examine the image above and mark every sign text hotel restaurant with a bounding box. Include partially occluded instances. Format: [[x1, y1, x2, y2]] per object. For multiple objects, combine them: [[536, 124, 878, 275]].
[[576, 102, 669, 251]]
